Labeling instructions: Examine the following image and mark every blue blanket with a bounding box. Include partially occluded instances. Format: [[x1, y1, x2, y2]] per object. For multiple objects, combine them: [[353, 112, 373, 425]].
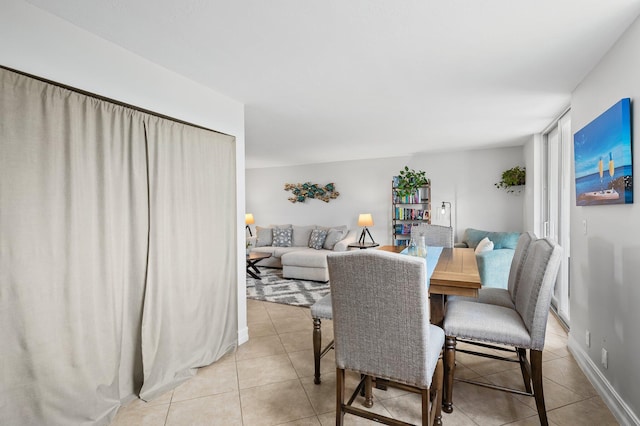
[[400, 246, 443, 288]]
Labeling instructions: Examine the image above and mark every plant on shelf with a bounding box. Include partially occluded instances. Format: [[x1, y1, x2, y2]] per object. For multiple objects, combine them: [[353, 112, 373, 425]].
[[395, 166, 429, 198], [495, 166, 526, 193]]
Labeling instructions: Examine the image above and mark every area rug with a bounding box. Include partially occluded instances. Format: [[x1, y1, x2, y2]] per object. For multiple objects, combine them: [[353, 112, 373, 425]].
[[246, 268, 330, 307]]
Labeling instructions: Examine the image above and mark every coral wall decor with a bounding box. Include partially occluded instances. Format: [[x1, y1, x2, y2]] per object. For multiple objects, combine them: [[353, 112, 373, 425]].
[[284, 182, 340, 203]]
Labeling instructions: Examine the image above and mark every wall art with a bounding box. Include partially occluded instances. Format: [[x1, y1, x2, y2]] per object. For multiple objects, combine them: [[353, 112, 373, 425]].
[[284, 182, 339, 203], [574, 98, 633, 206]]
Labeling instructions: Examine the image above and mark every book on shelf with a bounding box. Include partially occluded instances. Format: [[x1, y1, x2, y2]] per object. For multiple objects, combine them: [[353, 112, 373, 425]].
[[394, 239, 408, 247], [394, 208, 427, 221]]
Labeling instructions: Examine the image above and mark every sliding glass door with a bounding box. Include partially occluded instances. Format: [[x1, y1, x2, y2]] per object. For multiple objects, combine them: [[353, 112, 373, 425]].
[[542, 112, 571, 325]]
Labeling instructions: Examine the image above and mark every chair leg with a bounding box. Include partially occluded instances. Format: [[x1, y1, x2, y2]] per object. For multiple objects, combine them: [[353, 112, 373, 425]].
[[517, 347, 532, 393], [531, 350, 549, 426], [313, 318, 322, 384], [421, 387, 429, 426], [433, 359, 443, 425], [443, 335, 456, 413], [363, 375, 374, 408], [336, 368, 345, 426]]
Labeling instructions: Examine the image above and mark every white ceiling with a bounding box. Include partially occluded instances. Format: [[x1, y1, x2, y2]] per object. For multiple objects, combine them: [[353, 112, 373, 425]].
[[26, 0, 640, 168]]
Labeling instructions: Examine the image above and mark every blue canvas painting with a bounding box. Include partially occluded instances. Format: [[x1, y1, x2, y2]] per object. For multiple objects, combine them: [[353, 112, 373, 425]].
[[574, 98, 633, 206]]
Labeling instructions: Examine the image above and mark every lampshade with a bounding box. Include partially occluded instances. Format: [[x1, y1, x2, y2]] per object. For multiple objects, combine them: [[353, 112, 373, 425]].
[[358, 213, 374, 227], [245, 213, 255, 225]]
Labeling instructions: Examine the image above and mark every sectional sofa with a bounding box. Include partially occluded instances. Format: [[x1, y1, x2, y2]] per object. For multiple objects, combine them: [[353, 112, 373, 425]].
[[247, 224, 357, 282], [454, 228, 521, 289]]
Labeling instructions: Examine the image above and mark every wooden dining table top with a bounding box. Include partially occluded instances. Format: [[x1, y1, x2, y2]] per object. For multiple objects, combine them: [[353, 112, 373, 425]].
[[377, 245, 481, 298]]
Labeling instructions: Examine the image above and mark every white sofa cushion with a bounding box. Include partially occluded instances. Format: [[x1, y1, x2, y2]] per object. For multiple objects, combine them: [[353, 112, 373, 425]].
[[273, 247, 302, 258], [475, 237, 494, 254], [255, 226, 273, 246], [281, 248, 329, 268], [292, 225, 315, 247], [323, 227, 348, 250]]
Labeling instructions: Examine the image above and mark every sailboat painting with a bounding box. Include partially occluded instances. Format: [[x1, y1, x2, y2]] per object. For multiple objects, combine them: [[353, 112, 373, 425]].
[[574, 98, 633, 206]]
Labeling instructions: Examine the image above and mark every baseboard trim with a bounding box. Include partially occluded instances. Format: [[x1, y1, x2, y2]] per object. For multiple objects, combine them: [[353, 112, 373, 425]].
[[567, 335, 639, 425], [238, 326, 249, 345]]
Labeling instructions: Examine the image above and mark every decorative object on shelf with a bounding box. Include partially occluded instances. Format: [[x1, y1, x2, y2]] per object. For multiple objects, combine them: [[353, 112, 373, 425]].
[[395, 166, 430, 198], [441, 201, 452, 228], [284, 182, 340, 203], [574, 98, 633, 206], [245, 213, 255, 236], [357, 213, 376, 245], [494, 166, 526, 193]]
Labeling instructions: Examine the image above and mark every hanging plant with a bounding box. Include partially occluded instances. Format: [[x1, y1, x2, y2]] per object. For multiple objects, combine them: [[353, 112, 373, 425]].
[[495, 166, 526, 193], [395, 167, 429, 197]]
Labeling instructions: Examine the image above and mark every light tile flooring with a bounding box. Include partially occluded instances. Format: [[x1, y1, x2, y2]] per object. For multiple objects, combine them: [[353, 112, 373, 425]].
[[111, 299, 619, 425]]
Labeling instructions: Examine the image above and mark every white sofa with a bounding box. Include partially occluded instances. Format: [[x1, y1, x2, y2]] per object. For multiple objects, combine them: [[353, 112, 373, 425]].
[[248, 224, 357, 282]]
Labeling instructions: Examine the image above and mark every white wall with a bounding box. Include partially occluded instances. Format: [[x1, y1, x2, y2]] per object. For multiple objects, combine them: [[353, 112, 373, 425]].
[[569, 15, 640, 424], [246, 146, 525, 245], [0, 0, 249, 344]]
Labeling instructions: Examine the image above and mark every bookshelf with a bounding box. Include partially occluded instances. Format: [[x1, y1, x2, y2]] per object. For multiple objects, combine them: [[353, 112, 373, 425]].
[[392, 177, 431, 247]]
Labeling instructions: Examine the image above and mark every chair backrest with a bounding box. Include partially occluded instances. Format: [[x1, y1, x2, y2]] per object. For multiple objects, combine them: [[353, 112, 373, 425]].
[[514, 238, 562, 350], [410, 224, 454, 248], [327, 250, 434, 388], [507, 232, 536, 300]]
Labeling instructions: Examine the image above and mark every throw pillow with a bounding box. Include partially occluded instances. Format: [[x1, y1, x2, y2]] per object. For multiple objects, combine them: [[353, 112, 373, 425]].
[[272, 228, 293, 247], [255, 226, 273, 247], [475, 237, 494, 254], [308, 229, 328, 250], [292, 225, 315, 247], [323, 228, 347, 250]]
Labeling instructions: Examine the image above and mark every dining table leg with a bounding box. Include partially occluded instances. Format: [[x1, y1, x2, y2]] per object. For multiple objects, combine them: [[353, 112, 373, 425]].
[[429, 294, 446, 327]]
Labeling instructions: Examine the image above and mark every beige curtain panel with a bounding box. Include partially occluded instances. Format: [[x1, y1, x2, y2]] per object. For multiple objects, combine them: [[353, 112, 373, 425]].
[[0, 67, 237, 425]]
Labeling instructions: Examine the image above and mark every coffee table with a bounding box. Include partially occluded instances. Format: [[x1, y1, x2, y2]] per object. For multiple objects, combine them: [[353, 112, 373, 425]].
[[246, 252, 272, 279]]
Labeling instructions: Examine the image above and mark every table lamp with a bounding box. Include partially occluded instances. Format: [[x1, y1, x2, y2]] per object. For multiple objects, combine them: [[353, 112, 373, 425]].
[[245, 213, 255, 236], [357, 213, 375, 244]]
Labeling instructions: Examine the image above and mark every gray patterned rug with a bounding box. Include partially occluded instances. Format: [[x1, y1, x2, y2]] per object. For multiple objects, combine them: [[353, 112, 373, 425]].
[[246, 268, 330, 307]]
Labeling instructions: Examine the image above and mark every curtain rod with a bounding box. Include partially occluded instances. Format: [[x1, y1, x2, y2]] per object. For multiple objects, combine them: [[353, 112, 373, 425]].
[[1, 64, 234, 138]]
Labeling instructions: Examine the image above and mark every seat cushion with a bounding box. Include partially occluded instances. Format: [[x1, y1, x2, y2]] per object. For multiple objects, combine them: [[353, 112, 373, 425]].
[[311, 294, 333, 319], [444, 300, 532, 348], [448, 288, 514, 309], [427, 324, 445, 387]]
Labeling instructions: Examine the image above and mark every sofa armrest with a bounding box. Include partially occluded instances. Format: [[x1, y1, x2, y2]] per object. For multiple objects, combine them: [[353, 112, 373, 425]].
[[333, 230, 357, 252], [475, 249, 514, 289]]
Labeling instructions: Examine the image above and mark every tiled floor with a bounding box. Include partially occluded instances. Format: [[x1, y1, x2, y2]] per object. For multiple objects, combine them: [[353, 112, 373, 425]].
[[111, 299, 619, 425]]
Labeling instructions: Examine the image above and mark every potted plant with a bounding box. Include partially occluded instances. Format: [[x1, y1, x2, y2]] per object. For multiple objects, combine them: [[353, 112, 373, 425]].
[[395, 166, 429, 197], [495, 166, 526, 193]]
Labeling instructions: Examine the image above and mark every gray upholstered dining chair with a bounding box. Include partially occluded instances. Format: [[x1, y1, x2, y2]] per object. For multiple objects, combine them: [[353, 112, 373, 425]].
[[448, 231, 536, 309], [327, 250, 444, 426], [310, 293, 333, 384], [442, 238, 562, 425], [410, 223, 454, 248]]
